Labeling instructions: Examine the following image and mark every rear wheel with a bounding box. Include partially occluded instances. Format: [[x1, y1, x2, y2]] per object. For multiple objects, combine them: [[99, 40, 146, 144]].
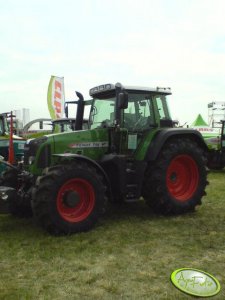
[[142, 138, 207, 214], [32, 161, 108, 235]]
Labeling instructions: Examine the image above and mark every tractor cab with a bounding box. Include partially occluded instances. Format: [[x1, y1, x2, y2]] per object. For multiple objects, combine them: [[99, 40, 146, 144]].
[[89, 83, 172, 154], [90, 83, 172, 130]]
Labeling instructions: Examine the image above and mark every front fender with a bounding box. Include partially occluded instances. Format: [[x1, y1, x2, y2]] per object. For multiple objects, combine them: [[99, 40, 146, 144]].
[[52, 153, 111, 195]]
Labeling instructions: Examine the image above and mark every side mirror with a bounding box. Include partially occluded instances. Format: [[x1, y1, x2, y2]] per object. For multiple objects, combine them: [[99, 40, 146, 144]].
[[118, 92, 128, 109]]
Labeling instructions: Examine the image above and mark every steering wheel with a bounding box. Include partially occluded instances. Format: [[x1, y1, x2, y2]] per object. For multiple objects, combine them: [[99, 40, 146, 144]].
[[133, 117, 148, 130], [100, 119, 111, 128]]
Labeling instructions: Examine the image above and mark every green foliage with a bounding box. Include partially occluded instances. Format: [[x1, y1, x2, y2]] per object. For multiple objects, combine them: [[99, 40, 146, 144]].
[[0, 171, 224, 299]]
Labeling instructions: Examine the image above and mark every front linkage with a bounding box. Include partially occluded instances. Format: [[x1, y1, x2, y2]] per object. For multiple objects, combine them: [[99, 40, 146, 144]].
[[0, 160, 34, 216]]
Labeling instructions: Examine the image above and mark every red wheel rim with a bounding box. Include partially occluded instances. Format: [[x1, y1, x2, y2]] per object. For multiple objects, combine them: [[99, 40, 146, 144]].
[[166, 155, 199, 202], [57, 178, 95, 222]]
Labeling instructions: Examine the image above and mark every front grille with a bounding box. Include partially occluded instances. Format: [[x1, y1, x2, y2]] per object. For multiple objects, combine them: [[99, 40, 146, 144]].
[[24, 137, 47, 166], [37, 144, 51, 168]]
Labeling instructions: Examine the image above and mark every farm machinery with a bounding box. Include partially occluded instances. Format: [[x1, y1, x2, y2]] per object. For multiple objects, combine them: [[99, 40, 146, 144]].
[[0, 112, 26, 171], [21, 98, 91, 139], [206, 120, 225, 170], [52, 97, 92, 132], [0, 83, 209, 235]]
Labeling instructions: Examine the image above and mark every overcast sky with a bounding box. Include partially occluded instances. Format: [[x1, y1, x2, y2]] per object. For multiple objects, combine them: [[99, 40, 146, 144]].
[[1, 0, 225, 125]]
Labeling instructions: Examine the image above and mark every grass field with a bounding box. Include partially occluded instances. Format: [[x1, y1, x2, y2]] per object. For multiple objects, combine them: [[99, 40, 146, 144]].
[[0, 170, 225, 299]]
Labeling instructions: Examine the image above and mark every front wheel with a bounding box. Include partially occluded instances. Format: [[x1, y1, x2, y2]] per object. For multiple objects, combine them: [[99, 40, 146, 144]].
[[31, 161, 108, 235], [142, 138, 208, 214]]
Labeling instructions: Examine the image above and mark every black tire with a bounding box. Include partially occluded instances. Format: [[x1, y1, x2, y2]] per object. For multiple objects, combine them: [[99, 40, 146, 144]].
[[142, 138, 208, 214], [207, 151, 224, 170], [31, 161, 108, 235], [0, 168, 33, 217]]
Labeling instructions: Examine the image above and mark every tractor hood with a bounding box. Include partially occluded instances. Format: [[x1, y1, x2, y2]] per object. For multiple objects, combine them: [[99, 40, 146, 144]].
[[52, 128, 109, 161]]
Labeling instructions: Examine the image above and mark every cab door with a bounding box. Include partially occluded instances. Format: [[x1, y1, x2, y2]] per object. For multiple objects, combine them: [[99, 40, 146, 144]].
[[121, 94, 155, 155]]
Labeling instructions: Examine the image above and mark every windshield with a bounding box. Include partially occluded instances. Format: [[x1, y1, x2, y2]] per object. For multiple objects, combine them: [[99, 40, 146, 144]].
[[5, 118, 10, 134], [90, 97, 115, 129], [0, 116, 9, 135]]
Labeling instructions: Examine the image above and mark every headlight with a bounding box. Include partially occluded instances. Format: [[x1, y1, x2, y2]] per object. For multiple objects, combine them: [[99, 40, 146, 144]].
[[28, 156, 35, 165], [24, 136, 48, 165], [0, 191, 8, 201]]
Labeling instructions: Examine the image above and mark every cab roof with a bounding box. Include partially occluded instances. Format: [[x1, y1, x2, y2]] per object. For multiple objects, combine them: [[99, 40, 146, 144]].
[[89, 83, 172, 98]]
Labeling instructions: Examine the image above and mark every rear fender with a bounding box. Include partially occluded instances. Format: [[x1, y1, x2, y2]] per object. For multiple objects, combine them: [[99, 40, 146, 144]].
[[145, 128, 208, 161]]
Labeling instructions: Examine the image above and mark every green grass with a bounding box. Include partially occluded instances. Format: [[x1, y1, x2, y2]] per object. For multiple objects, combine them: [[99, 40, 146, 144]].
[[0, 170, 225, 299]]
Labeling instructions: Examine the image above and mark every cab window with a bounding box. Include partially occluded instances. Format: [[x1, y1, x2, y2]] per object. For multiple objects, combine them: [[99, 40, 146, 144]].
[[123, 93, 154, 131], [154, 95, 171, 120], [90, 98, 115, 129]]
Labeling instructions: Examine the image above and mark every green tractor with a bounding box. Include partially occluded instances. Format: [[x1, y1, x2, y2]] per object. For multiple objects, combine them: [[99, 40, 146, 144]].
[[0, 84, 208, 234]]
